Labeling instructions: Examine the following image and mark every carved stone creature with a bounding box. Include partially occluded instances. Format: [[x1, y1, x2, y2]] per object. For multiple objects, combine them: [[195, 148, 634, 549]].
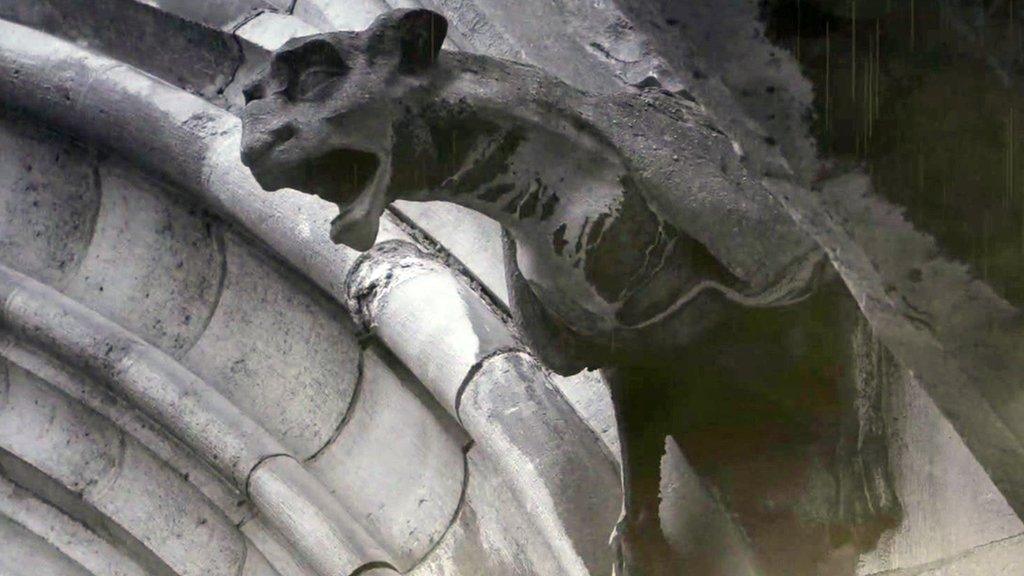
[[240, 9, 899, 575]]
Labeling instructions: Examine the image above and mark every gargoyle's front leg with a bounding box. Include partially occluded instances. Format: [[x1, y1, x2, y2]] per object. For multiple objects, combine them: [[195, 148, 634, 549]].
[[606, 366, 685, 576]]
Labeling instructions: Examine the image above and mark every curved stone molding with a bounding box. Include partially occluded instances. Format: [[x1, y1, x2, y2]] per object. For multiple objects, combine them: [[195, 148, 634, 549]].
[[0, 265, 389, 574], [183, 232, 359, 458], [345, 241, 516, 416], [0, 0, 244, 102], [0, 19, 622, 574], [0, 361, 248, 576], [0, 335, 251, 525], [247, 455, 389, 575], [63, 160, 225, 359], [0, 115, 101, 290], [345, 242, 620, 573], [459, 352, 622, 575], [0, 264, 285, 486], [0, 515, 93, 576], [0, 475, 151, 576], [307, 346, 468, 569]]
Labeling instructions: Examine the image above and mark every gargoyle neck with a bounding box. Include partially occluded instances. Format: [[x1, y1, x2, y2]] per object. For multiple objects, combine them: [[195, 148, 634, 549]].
[[393, 54, 627, 236]]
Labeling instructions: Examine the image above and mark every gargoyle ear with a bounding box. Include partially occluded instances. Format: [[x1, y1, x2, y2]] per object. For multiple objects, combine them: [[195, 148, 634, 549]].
[[368, 9, 448, 73]]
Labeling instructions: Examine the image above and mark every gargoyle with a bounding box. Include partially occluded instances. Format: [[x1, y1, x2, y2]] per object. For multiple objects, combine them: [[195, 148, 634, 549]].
[[240, 9, 900, 575]]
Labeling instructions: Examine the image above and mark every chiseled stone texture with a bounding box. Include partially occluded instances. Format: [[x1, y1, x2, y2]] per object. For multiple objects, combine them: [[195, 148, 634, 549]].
[[182, 232, 359, 458], [0, 515, 93, 576], [5, 2, 1020, 575], [306, 346, 469, 569], [0, 361, 248, 576], [0, 115, 100, 290], [459, 352, 622, 575]]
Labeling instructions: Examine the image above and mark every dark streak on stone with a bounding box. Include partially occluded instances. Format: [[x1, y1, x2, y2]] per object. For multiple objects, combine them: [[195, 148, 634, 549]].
[[517, 179, 543, 219], [574, 217, 590, 255], [586, 212, 611, 249], [582, 177, 659, 302], [446, 128, 523, 196], [540, 192, 559, 220], [552, 223, 569, 255], [478, 182, 515, 202]]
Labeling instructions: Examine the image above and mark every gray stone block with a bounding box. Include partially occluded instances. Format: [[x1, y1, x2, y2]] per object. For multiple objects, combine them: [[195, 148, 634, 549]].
[[0, 362, 247, 576], [307, 345, 468, 570], [183, 232, 359, 458], [63, 160, 223, 359], [0, 116, 100, 290], [459, 352, 621, 576]]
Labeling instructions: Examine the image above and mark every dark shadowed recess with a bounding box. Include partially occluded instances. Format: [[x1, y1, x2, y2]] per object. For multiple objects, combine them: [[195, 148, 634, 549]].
[[764, 0, 1024, 305]]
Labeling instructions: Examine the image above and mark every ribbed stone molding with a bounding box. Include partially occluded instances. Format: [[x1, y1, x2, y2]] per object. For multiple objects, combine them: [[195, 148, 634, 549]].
[[0, 264, 389, 575], [0, 19, 621, 573], [345, 241, 517, 416], [346, 241, 622, 575]]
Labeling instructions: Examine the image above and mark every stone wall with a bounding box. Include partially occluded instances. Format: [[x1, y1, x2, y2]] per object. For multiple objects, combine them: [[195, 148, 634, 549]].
[[0, 1, 1021, 575]]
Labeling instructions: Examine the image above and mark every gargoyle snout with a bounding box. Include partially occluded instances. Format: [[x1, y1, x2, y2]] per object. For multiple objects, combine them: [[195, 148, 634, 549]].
[[242, 79, 266, 105], [240, 123, 296, 168]]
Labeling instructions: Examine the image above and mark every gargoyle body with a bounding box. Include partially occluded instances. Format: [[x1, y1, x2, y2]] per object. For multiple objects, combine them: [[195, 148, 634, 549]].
[[240, 10, 898, 575]]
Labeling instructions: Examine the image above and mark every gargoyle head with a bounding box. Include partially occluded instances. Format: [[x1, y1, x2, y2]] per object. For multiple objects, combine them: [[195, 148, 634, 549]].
[[239, 9, 448, 250]]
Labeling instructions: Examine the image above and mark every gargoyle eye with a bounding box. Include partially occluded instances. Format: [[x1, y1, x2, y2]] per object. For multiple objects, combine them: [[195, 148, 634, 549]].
[[292, 66, 348, 101], [242, 81, 265, 104], [278, 38, 350, 102]]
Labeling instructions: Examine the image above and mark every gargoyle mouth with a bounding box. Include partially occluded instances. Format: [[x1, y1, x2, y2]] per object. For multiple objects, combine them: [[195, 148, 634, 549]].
[[267, 147, 386, 251], [286, 148, 380, 208]]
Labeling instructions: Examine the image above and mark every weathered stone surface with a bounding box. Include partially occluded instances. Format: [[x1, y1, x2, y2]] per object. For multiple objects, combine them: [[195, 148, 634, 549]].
[[459, 352, 622, 575], [1, 315, 251, 525], [0, 116, 100, 290], [0, 362, 248, 576], [613, 0, 817, 181], [0, 363, 121, 498], [183, 232, 358, 458], [0, 263, 285, 487], [247, 455, 389, 575], [18, 3, 1024, 569], [293, 0, 391, 31], [241, 540, 282, 576], [859, 373, 1024, 575], [409, 448, 597, 576], [307, 346, 468, 569], [881, 534, 1024, 576], [239, 515, 319, 576], [660, 438, 762, 576], [549, 369, 619, 457], [144, 0, 284, 30], [346, 241, 516, 415], [64, 160, 224, 359], [0, 515, 93, 576], [0, 474, 151, 576], [0, 0, 242, 100], [391, 200, 509, 301], [768, 174, 1024, 525]]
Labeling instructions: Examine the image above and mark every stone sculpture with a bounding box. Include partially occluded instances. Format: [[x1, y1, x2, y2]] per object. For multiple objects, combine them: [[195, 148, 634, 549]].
[[239, 9, 900, 574]]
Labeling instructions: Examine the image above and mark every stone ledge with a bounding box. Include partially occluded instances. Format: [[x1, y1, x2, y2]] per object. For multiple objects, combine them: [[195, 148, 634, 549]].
[[345, 240, 516, 416], [0, 21, 623, 573], [0, 264, 395, 575]]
